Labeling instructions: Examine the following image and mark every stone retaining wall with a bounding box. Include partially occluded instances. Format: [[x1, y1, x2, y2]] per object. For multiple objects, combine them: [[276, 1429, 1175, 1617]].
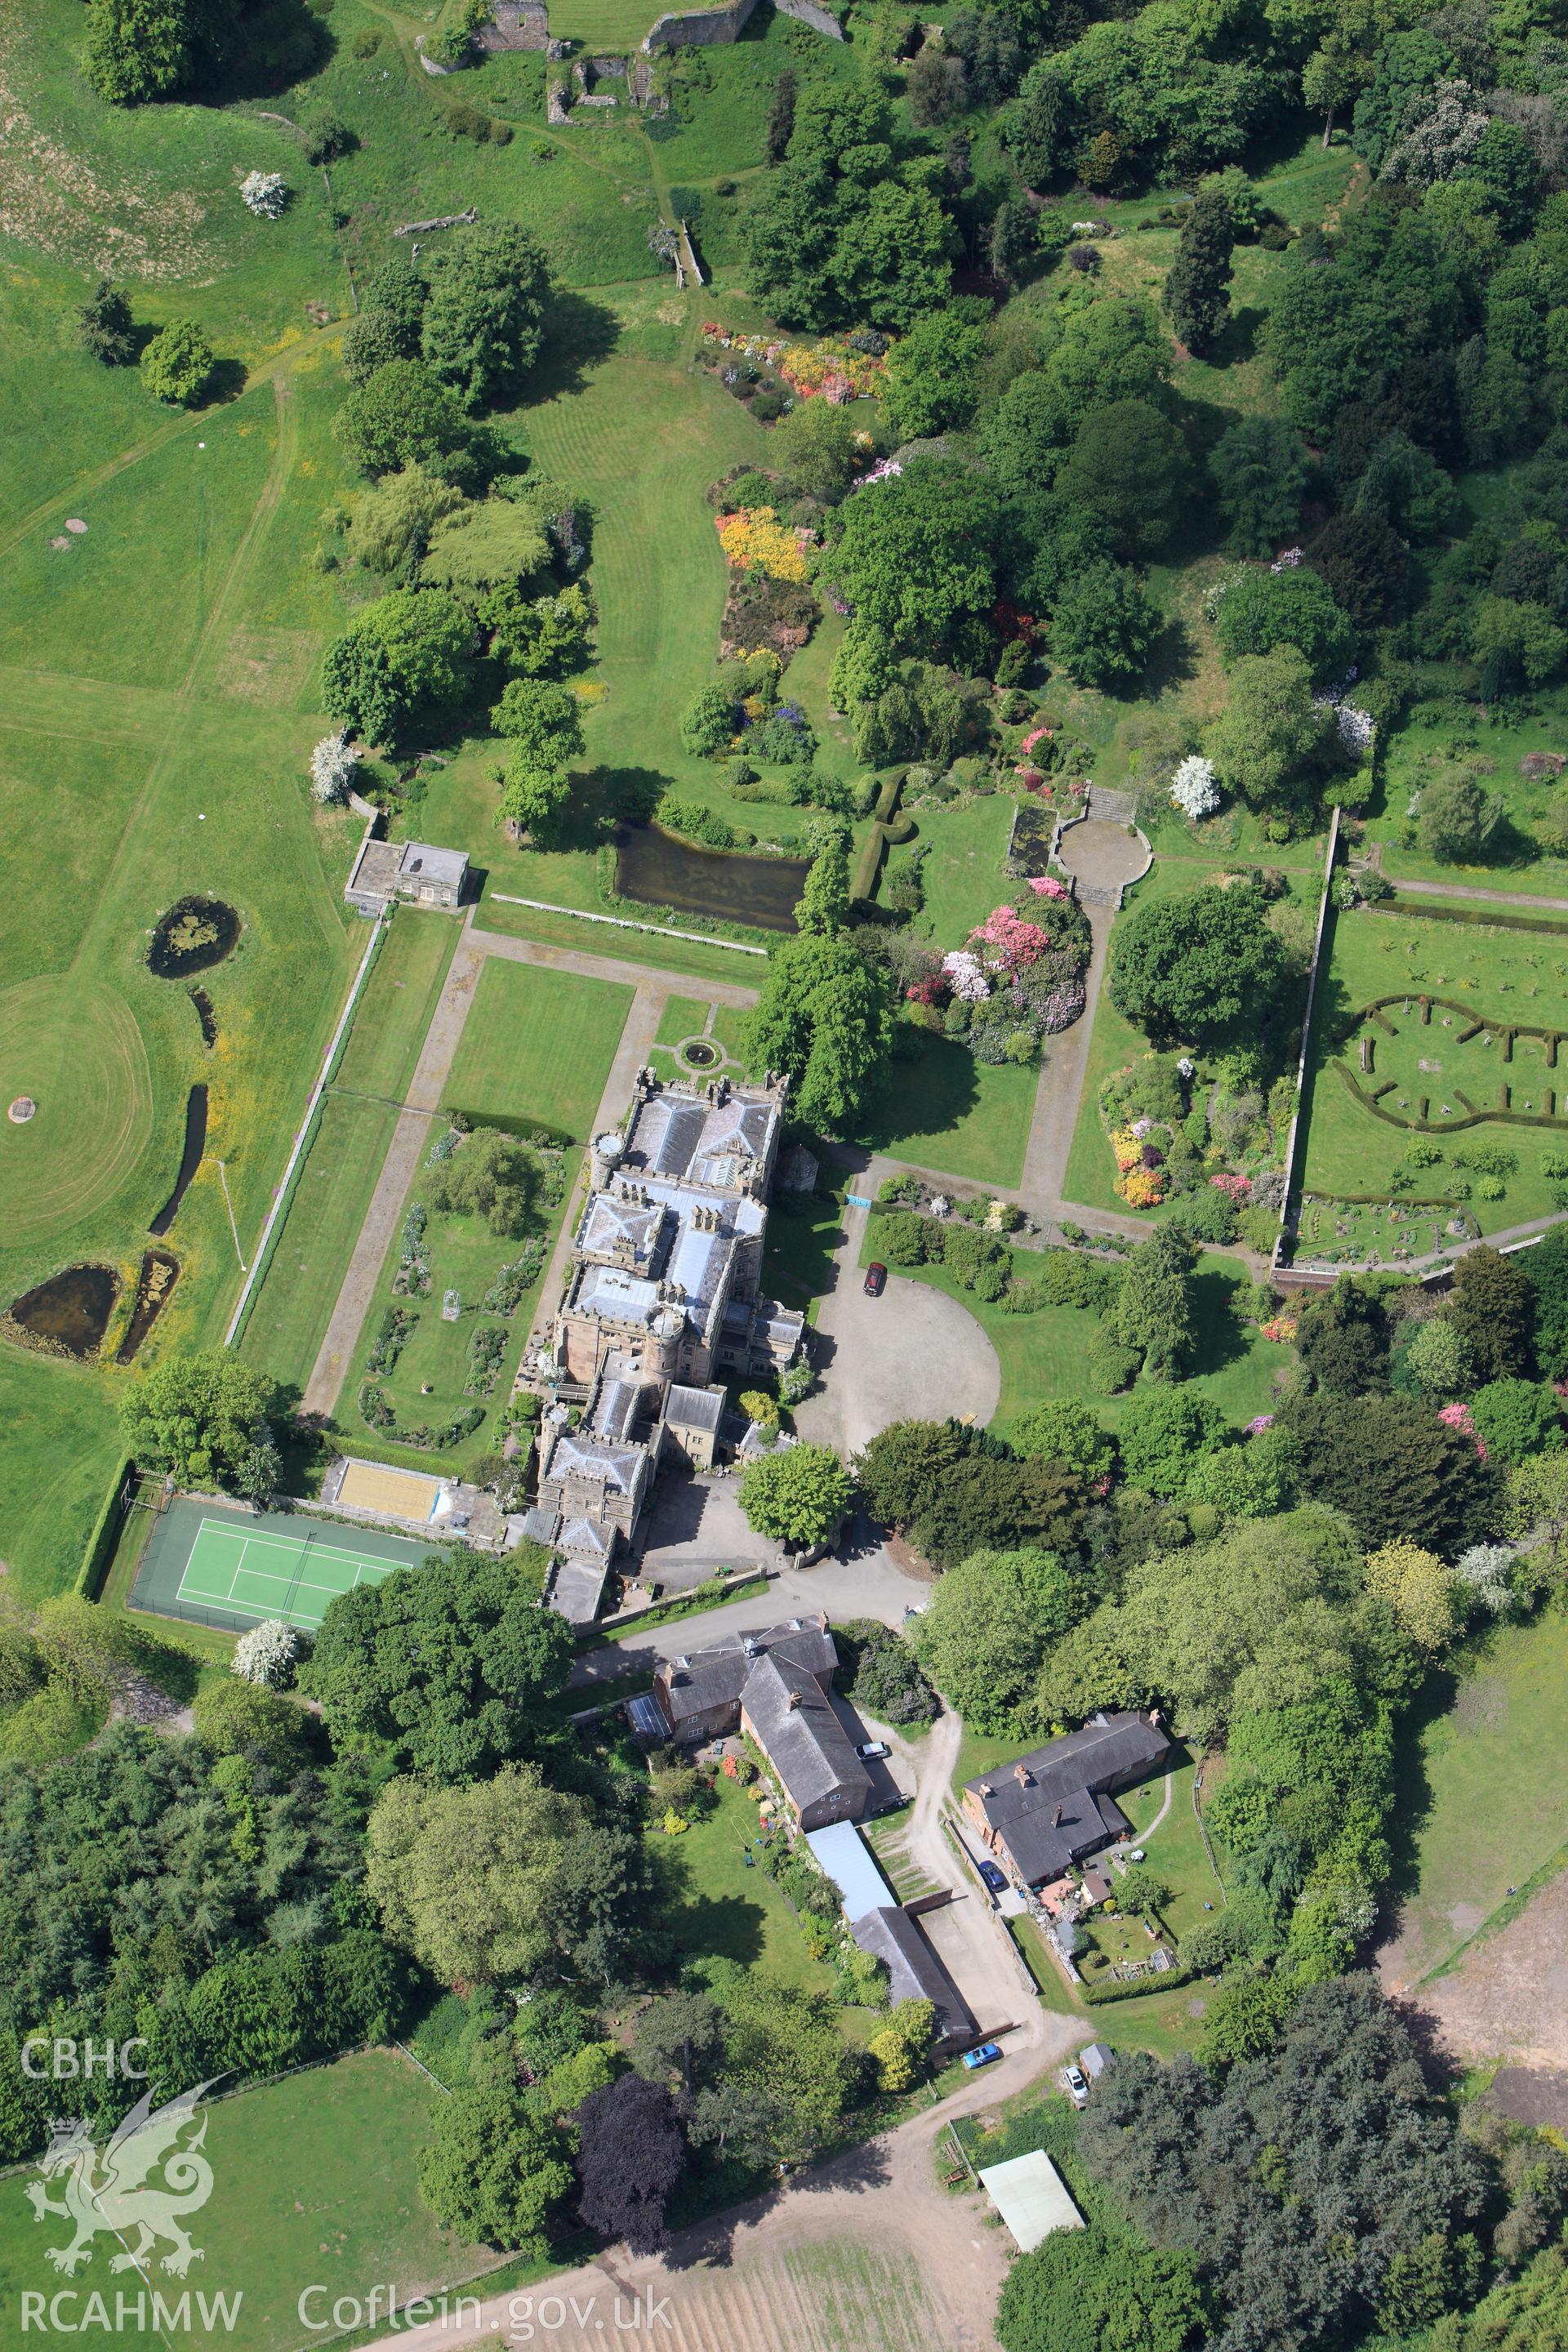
[[643, 0, 842, 50]]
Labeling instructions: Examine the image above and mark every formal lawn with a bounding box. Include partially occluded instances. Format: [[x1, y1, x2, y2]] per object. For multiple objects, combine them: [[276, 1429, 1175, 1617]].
[[1298, 898, 1568, 1253], [655, 994, 715, 1049], [0, 2049, 498, 2352], [237, 914, 459, 1391], [444, 959, 634, 1140], [475, 893, 772, 987], [861, 1032, 1039, 1188], [902, 794, 1019, 955], [1384, 1609, 1568, 1984]]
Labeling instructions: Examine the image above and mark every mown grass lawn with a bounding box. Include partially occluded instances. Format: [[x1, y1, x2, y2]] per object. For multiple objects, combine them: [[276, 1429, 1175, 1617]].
[[861, 1032, 1038, 1189], [905, 794, 1019, 956], [0, 353, 363, 1594], [0, 2049, 497, 2352], [238, 913, 460, 1392], [1386, 1608, 1568, 1984], [444, 959, 634, 1140], [653, 1771, 838, 1996]]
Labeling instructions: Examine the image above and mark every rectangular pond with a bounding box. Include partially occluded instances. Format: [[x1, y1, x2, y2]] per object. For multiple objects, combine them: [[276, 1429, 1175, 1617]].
[[614, 822, 806, 933]]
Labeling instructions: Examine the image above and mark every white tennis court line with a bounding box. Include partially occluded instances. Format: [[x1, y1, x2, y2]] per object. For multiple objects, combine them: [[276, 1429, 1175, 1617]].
[[176, 1517, 418, 1607], [193, 1517, 421, 1572]]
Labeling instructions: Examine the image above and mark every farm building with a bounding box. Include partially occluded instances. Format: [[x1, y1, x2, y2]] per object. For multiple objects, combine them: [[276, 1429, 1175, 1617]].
[[961, 1712, 1170, 1889]]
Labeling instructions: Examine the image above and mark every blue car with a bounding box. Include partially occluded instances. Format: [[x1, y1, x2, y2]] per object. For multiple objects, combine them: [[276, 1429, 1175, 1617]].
[[978, 1860, 1008, 1895], [962, 2042, 1003, 2071]]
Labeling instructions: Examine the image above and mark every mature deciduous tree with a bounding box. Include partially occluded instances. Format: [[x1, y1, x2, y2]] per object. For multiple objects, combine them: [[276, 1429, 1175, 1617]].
[[998, 2223, 1207, 2352], [1108, 884, 1289, 1051], [575, 2074, 688, 2254], [320, 587, 472, 747], [737, 1443, 853, 1549], [301, 1548, 572, 1780], [419, 2080, 571, 2250], [745, 933, 893, 1134], [119, 1352, 278, 1493]]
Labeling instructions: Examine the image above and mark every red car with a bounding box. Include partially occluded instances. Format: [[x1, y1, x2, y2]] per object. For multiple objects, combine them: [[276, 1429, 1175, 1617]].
[[864, 1262, 887, 1297]]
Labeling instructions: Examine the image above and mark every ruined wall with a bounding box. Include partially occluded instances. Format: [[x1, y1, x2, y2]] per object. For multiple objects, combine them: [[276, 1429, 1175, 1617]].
[[642, 0, 843, 51]]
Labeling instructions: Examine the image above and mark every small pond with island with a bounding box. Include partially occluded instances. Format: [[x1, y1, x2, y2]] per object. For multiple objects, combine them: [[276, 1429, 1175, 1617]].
[[147, 898, 240, 980]]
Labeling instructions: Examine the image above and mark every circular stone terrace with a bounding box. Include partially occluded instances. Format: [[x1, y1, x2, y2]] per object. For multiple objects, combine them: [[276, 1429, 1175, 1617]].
[[1055, 817, 1152, 893]]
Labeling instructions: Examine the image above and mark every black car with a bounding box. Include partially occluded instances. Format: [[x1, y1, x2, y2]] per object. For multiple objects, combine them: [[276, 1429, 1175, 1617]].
[[864, 1262, 887, 1296]]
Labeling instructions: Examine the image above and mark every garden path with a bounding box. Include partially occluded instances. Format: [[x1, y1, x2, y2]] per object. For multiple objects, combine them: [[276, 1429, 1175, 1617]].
[[301, 920, 488, 1417]]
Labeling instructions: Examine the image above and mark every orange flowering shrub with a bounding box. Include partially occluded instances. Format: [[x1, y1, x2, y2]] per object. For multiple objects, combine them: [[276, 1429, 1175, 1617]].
[[1116, 1168, 1165, 1209], [716, 506, 808, 582]]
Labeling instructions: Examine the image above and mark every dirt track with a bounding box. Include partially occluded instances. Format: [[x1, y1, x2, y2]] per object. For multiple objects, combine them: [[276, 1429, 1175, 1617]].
[[1405, 1870, 1568, 2070], [363, 1716, 1080, 2352]]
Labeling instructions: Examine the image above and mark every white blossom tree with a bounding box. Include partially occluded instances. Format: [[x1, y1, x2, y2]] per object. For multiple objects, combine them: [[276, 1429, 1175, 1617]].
[[232, 1618, 305, 1687], [1453, 1543, 1516, 1619], [1169, 754, 1221, 820], [311, 731, 358, 805], [241, 172, 289, 220]]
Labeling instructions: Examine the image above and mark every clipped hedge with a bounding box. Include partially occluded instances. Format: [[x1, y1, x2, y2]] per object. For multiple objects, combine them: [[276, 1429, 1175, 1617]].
[[1081, 1960, 1193, 2004], [75, 1458, 133, 1598], [1380, 898, 1568, 940]]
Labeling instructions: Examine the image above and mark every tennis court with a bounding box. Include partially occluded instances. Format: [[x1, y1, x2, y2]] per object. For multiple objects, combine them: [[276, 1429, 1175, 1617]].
[[131, 1499, 434, 1634]]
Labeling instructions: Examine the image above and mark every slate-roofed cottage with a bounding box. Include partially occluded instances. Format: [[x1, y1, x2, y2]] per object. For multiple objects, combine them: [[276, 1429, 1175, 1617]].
[[737, 1650, 871, 1831], [961, 1711, 1170, 1888], [644, 1616, 870, 1828]]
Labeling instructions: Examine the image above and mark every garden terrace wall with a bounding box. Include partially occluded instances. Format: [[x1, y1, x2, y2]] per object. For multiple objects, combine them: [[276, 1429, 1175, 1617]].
[[1272, 804, 1341, 1277]]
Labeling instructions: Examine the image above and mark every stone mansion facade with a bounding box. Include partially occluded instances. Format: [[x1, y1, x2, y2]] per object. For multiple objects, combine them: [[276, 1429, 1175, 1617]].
[[523, 1069, 806, 1620]]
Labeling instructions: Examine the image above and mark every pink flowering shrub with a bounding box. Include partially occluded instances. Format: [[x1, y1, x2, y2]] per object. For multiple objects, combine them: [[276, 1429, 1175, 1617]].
[[1438, 1401, 1488, 1460], [1020, 725, 1054, 755], [1245, 1414, 1276, 1435], [1027, 876, 1068, 900], [971, 905, 1052, 969], [1212, 1172, 1252, 1200]]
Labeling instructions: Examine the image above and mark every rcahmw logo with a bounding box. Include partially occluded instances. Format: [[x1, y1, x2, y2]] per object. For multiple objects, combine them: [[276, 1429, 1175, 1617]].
[[18, 2080, 242, 2333]]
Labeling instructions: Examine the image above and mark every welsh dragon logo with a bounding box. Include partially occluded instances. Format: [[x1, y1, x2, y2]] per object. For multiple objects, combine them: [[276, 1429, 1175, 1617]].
[[26, 2081, 220, 2278]]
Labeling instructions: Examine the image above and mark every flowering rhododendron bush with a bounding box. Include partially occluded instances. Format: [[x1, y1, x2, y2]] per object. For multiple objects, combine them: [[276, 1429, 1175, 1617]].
[[699, 324, 889, 403], [716, 507, 809, 582], [917, 884, 1092, 1065]]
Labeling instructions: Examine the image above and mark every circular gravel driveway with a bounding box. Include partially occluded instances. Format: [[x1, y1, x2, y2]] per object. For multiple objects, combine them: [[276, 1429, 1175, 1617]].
[[795, 1205, 1002, 1454]]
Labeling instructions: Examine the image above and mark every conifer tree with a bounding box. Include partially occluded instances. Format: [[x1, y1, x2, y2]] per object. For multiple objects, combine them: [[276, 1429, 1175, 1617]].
[[1164, 188, 1235, 357]]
